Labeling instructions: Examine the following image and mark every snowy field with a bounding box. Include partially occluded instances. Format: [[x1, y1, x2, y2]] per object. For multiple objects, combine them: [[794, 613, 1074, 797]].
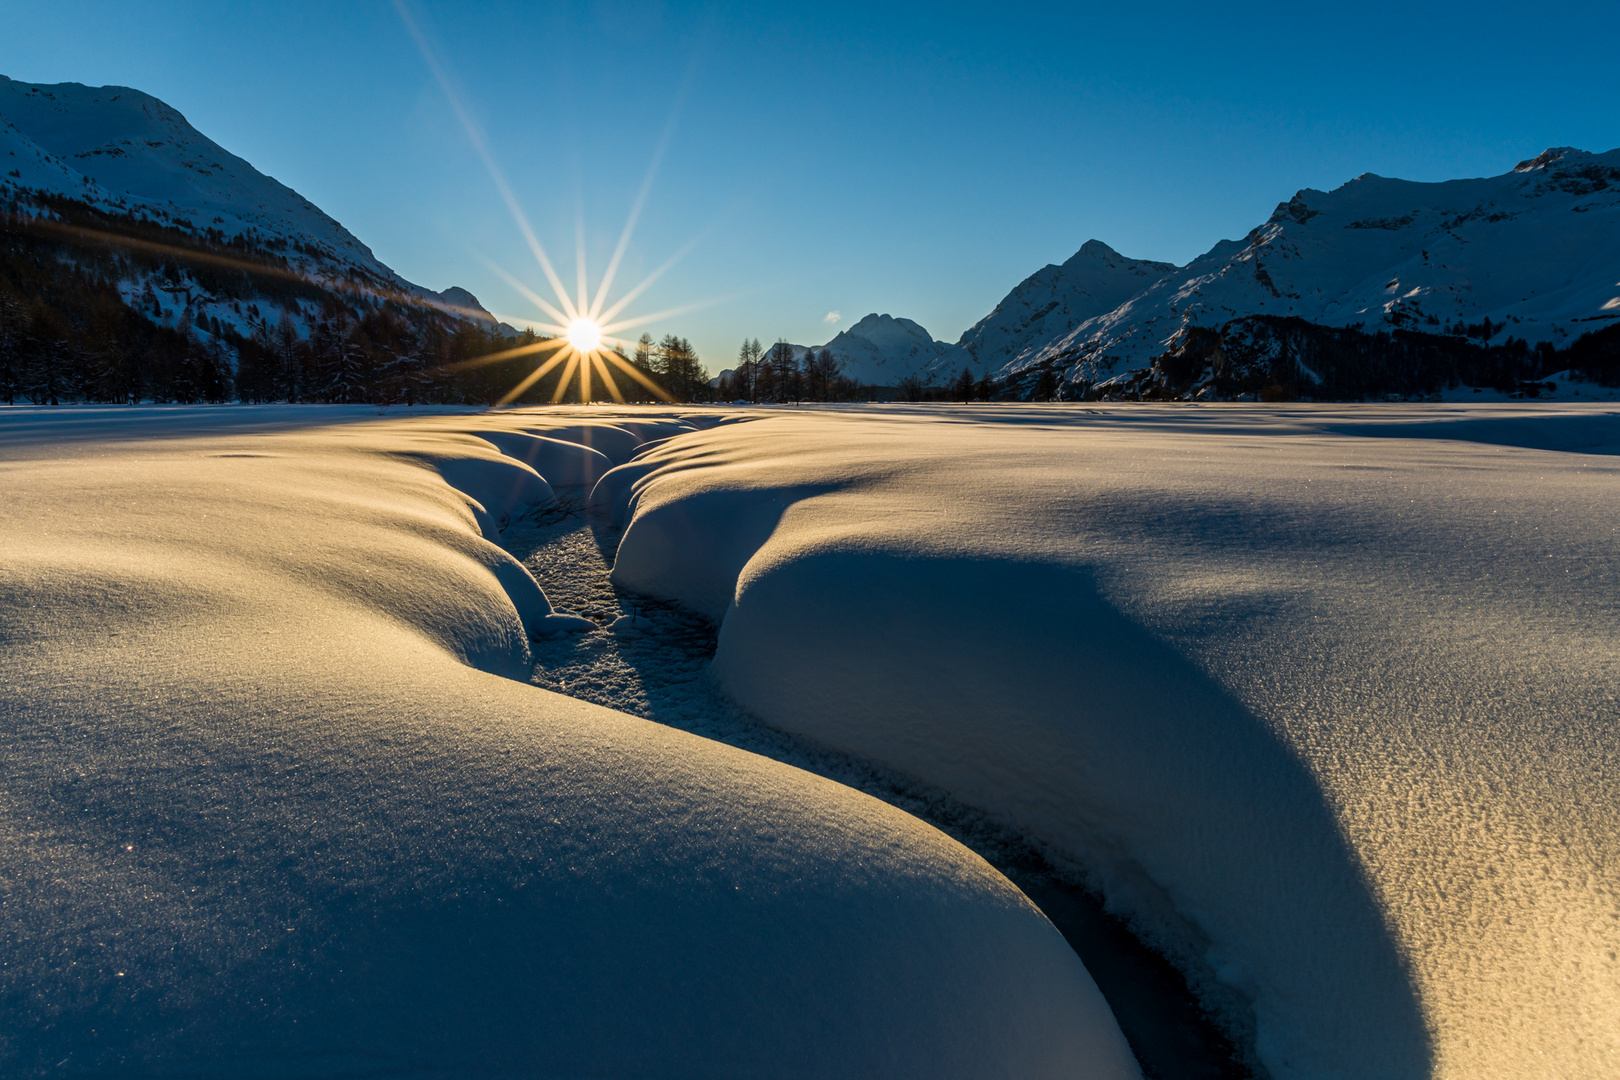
[[0, 404, 1134, 1078], [604, 401, 1619, 1079], [3, 401, 1617, 1079]]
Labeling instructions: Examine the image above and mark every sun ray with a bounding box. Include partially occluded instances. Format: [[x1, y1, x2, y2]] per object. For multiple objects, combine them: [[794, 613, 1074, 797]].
[[495, 345, 575, 407], [434, 335, 566, 375], [602, 349, 676, 401], [550, 352, 581, 403], [590, 352, 626, 402], [594, 229, 709, 326], [575, 217, 590, 321], [394, 0, 577, 320], [588, 126, 676, 322], [399, 3, 726, 409], [490, 312, 570, 336], [472, 252, 574, 329], [601, 293, 737, 336]]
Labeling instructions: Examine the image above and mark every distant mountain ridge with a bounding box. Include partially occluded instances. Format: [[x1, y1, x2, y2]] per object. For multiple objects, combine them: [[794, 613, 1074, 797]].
[[815, 313, 948, 384], [929, 147, 1620, 397], [755, 313, 951, 389]]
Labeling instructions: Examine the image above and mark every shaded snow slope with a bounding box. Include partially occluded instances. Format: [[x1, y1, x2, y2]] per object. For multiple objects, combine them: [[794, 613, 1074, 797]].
[[930, 240, 1178, 379], [605, 403, 1620, 1080], [0, 76, 401, 284], [967, 149, 1620, 386], [0, 75, 490, 328], [0, 405, 1138, 1079]]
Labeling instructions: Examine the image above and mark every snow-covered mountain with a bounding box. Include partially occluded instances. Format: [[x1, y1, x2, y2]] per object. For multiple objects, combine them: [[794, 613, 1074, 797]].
[[802, 313, 949, 385], [0, 75, 489, 338], [930, 241, 1176, 379], [937, 148, 1620, 394]]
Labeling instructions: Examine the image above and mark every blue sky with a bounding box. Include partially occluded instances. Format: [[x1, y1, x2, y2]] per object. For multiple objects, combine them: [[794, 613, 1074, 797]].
[[3, 0, 1617, 368]]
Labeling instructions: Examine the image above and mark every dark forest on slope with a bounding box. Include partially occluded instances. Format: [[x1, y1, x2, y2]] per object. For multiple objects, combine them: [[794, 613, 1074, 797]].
[[0, 192, 713, 406]]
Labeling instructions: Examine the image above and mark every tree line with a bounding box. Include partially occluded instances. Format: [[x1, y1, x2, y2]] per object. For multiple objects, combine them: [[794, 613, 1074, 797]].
[[715, 339, 857, 402], [1114, 314, 1620, 401], [711, 338, 996, 403]]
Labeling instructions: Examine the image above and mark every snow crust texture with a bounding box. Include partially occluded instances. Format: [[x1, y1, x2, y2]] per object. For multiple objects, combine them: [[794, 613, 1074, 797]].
[[0, 405, 1139, 1079], [609, 403, 1620, 1080]]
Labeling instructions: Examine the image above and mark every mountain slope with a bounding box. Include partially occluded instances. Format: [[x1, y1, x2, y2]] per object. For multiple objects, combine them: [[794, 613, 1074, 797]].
[[0, 75, 499, 338], [929, 241, 1177, 378], [0, 76, 558, 405], [1, 76, 410, 288], [958, 148, 1620, 396]]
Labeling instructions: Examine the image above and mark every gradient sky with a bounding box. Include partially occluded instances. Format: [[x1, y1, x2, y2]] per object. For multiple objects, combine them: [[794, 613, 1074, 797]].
[[3, 0, 1617, 368]]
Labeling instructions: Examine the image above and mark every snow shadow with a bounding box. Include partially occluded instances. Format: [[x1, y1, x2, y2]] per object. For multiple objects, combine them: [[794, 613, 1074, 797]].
[[1326, 410, 1620, 455], [508, 513, 1259, 1077], [0, 403, 480, 457], [713, 552, 1434, 1078]]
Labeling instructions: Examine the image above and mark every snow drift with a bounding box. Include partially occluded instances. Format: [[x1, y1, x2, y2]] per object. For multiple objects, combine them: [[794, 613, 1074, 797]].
[[607, 403, 1620, 1079], [0, 405, 1138, 1078]]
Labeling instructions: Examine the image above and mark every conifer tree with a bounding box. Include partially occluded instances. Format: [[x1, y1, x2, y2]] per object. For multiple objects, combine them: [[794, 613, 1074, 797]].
[[0, 292, 24, 405], [273, 315, 302, 401], [21, 300, 68, 406], [953, 366, 975, 402], [809, 347, 841, 401]]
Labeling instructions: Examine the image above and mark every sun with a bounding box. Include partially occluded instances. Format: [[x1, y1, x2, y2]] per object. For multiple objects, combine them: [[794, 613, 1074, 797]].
[[398, 3, 717, 406], [567, 317, 602, 355]]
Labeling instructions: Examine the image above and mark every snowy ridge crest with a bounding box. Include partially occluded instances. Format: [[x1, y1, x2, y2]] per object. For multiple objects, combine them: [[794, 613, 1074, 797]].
[[0, 75, 500, 342], [943, 147, 1620, 393]]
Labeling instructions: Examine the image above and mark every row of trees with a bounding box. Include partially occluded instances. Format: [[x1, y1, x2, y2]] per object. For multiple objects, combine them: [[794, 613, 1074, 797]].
[[0, 283, 233, 405], [717, 339, 864, 402], [629, 334, 711, 401], [716, 339, 1001, 403]]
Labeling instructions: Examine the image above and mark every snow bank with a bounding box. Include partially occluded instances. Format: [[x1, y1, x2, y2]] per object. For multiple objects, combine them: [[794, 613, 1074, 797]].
[[470, 429, 617, 488], [0, 405, 1138, 1079], [611, 403, 1620, 1079]]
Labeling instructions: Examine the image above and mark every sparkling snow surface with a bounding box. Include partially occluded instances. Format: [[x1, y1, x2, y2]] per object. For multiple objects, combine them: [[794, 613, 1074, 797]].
[[0, 405, 1138, 1079], [605, 403, 1620, 1080]]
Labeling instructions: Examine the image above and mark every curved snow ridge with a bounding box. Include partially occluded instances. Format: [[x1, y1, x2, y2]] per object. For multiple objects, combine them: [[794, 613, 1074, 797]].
[[0, 405, 1142, 1078], [416, 419, 714, 650], [609, 404, 1620, 1080]]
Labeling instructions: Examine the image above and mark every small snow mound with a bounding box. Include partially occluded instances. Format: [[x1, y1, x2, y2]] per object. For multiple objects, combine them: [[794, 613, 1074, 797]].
[[607, 613, 656, 637], [538, 612, 597, 636]]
